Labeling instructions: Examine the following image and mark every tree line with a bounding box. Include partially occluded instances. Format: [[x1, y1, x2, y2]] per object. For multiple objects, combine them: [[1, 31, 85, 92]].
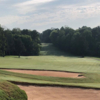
[[41, 26, 100, 57], [1, 25, 100, 57], [0, 26, 40, 57]]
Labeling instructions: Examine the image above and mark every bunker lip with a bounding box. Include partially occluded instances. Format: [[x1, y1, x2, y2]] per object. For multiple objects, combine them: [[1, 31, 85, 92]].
[[10, 81, 100, 90], [2, 69, 85, 78]]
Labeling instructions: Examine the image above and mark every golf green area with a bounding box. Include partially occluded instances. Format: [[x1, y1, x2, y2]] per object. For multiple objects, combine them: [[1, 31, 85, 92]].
[[0, 43, 100, 88], [1, 43, 100, 100]]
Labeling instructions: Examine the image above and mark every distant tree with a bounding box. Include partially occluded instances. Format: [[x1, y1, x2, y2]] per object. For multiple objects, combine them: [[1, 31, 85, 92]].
[[71, 32, 85, 56], [41, 29, 52, 43], [92, 26, 100, 56], [81, 29, 92, 55], [30, 30, 39, 40], [5, 29, 14, 55], [50, 30, 59, 45], [21, 35, 34, 55], [2, 24, 100, 57], [14, 35, 26, 58], [0, 27, 7, 57], [57, 30, 65, 49], [21, 29, 29, 35], [12, 28, 21, 34], [64, 26, 74, 35]]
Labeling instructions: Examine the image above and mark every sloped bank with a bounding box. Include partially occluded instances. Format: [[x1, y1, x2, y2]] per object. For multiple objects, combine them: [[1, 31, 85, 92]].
[[0, 80, 27, 100]]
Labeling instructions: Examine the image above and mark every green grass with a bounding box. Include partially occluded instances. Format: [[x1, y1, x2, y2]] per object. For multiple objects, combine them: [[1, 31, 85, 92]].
[[40, 43, 73, 56], [0, 69, 100, 89], [0, 43, 100, 89], [0, 56, 100, 73], [0, 80, 27, 100]]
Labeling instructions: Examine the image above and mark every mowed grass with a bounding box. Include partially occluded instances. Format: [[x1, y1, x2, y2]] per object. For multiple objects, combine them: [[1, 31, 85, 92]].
[[1, 69, 100, 88], [0, 55, 100, 73], [0, 43, 100, 88]]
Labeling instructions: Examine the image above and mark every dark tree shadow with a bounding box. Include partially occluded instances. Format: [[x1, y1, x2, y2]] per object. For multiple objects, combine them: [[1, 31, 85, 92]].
[[40, 43, 78, 57]]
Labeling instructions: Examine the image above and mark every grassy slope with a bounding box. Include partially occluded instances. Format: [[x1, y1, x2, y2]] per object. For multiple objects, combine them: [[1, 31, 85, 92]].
[[0, 43, 100, 88], [0, 80, 27, 100], [40, 43, 72, 56]]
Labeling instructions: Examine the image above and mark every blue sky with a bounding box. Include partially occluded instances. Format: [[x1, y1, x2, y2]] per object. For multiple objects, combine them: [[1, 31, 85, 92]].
[[0, 0, 100, 32]]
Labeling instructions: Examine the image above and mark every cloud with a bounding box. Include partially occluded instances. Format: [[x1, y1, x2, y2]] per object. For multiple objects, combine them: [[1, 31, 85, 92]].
[[28, 2, 100, 27], [2, 1, 100, 27], [15, 0, 55, 6], [56, 2, 100, 19], [0, 0, 7, 2], [0, 15, 29, 25], [14, 0, 55, 14], [1, 0, 100, 31]]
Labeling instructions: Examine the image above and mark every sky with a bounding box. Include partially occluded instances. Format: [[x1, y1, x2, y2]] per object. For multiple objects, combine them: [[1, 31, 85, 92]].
[[0, 0, 100, 32]]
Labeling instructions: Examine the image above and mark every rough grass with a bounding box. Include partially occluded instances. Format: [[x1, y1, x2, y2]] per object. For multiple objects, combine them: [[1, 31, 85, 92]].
[[0, 80, 27, 100], [0, 43, 100, 89]]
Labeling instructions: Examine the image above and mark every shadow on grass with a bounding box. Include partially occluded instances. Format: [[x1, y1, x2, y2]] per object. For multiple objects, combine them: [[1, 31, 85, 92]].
[[40, 43, 78, 57]]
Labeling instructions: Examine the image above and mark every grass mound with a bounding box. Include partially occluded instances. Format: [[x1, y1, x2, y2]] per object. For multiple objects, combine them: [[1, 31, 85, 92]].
[[0, 80, 27, 100]]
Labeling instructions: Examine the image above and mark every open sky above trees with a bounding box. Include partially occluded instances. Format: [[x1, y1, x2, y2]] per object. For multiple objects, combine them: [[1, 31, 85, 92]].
[[0, 0, 100, 32]]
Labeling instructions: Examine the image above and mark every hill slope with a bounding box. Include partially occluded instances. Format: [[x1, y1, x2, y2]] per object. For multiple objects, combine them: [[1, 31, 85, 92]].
[[40, 43, 73, 56]]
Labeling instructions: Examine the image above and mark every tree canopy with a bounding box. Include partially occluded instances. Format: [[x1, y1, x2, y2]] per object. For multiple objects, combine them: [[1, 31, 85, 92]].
[[0, 27, 40, 57], [48, 26, 100, 57]]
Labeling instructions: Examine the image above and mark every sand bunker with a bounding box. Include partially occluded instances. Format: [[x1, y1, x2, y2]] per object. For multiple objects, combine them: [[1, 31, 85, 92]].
[[18, 85, 100, 100], [4, 69, 84, 78]]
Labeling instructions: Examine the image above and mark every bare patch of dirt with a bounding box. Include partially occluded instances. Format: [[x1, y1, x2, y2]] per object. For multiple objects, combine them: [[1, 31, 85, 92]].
[[4, 69, 84, 78], [18, 85, 100, 100]]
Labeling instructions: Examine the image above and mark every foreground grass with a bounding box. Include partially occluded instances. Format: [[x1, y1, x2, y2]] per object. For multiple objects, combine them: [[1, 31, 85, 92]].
[[0, 43, 100, 88], [0, 80, 27, 100]]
